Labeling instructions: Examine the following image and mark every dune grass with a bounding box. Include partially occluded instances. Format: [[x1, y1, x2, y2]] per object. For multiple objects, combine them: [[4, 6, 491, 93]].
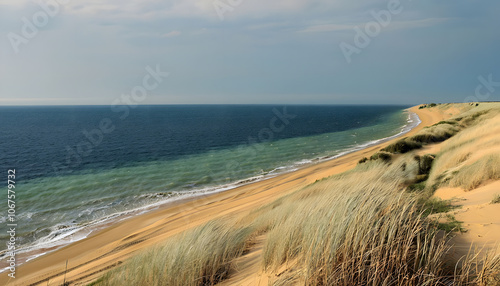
[[426, 106, 500, 191], [454, 249, 500, 286], [261, 165, 449, 285], [99, 220, 253, 286], [447, 154, 500, 190], [259, 151, 499, 285]]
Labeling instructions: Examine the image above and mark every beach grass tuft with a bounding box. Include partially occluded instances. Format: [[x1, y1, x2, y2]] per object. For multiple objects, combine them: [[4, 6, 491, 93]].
[[369, 151, 392, 162], [453, 249, 500, 285], [99, 220, 253, 286], [358, 157, 368, 164]]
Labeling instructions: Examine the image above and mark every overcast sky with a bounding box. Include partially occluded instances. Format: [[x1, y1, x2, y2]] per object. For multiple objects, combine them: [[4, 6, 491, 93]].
[[1, 0, 499, 105]]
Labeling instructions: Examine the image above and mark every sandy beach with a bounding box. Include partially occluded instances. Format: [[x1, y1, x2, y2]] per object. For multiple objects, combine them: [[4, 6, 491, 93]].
[[1, 106, 452, 286]]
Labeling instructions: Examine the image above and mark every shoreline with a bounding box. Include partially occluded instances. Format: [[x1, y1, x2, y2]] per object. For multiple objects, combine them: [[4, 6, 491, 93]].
[[2, 105, 446, 286]]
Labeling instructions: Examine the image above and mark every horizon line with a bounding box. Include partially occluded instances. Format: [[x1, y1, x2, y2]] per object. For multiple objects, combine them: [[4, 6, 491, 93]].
[[0, 103, 420, 107]]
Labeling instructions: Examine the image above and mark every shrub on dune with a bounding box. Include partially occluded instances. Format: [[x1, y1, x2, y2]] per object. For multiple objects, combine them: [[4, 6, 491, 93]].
[[382, 138, 422, 154], [369, 151, 392, 162], [411, 124, 459, 143]]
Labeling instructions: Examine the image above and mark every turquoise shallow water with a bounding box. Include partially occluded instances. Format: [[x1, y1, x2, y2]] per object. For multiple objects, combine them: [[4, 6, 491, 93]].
[[0, 105, 419, 268]]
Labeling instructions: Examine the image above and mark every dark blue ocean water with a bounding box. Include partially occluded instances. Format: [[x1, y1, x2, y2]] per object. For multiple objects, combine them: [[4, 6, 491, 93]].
[[0, 105, 408, 181], [0, 105, 417, 267]]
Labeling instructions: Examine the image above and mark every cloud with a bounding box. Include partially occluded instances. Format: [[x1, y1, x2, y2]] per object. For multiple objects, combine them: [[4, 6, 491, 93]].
[[298, 24, 357, 33], [388, 18, 449, 30], [0, 97, 83, 104], [0, 0, 29, 7], [162, 30, 181, 37], [1, 0, 364, 21], [298, 18, 448, 33]]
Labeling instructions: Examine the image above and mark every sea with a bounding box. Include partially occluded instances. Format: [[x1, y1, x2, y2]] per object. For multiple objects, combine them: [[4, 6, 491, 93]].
[[0, 105, 420, 269]]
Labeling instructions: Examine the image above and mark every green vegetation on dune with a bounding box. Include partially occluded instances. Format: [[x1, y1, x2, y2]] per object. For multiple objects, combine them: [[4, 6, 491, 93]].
[[415, 154, 435, 175], [408, 181, 426, 192], [358, 151, 392, 164], [381, 122, 459, 154], [412, 123, 460, 143], [432, 120, 459, 126], [381, 138, 422, 153], [369, 151, 392, 162], [419, 103, 439, 109], [435, 214, 465, 233]]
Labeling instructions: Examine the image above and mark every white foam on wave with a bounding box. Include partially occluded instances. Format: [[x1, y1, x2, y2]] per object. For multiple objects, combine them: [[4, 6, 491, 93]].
[[306, 109, 421, 164]]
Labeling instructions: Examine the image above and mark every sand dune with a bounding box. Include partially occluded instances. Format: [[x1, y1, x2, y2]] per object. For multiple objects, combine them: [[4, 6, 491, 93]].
[[435, 181, 500, 260]]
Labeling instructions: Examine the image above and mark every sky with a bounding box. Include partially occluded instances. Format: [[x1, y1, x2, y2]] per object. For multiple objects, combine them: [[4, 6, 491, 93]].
[[1, 0, 500, 105]]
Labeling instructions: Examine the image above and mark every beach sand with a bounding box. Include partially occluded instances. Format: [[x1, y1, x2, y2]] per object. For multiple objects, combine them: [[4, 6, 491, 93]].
[[433, 172, 500, 261], [1, 106, 449, 286]]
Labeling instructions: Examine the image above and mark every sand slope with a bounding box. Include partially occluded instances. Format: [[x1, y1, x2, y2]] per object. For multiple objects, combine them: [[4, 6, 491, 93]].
[[435, 181, 500, 260]]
